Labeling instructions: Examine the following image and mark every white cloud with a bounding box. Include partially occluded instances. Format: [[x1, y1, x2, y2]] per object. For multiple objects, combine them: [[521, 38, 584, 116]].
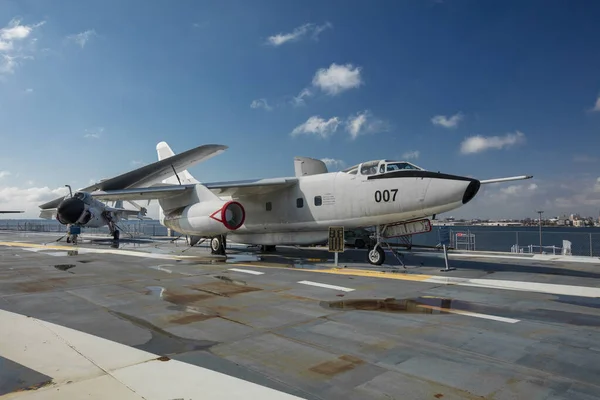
[[0, 171, 11, 179], [291, 88, 313, 107], [250, 98, 273, 111], [321, 158, 346, 170], [84, 127, 104, 139], [595, 177, 600, 193], [266, 22, 332, 46], [312, 63, 363, 96], [592, 96, 600, 112], [66, 30, 96, 48], [574, 154, 598, 163], [401, 151, 420, 160], [291, 116, 340, 139], [24, 88, 33, 93], [499, 183, 538, 196], [431, 112, 463, 128], [460, 131, 525, 154], [345, 110, 389, 139], [130, 160, 145, 167], [0, 185, 69, 218], [0, 18, 44, 76]]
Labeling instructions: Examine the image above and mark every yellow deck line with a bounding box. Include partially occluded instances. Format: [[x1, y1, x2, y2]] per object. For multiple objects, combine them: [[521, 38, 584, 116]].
[[230, 262, 433, 281], [0, 241, 215, 261]]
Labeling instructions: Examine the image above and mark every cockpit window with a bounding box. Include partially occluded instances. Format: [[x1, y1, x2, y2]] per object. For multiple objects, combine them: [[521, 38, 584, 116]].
[[360, 161, 380, 175], [73, 192, 91, 202], [386, 162, 421, 171]]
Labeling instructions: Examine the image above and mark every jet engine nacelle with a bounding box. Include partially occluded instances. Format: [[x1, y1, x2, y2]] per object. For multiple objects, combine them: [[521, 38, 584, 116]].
[[56, 194, 107, 228], [162, 200, 246, 237]]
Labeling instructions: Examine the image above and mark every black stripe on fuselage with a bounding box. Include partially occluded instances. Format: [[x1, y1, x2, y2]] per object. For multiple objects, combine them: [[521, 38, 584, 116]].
[[367, 170, 476, 182]]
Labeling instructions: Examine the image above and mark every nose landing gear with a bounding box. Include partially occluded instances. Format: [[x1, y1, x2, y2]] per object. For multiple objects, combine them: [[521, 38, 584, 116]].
[[367, 224, 406, 268]]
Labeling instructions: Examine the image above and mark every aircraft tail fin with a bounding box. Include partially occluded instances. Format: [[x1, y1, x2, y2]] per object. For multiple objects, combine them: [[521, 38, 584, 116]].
[[156, 141, 200, 185]]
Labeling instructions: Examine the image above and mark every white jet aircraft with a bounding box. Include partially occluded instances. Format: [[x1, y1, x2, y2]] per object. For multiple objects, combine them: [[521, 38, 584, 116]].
[[0, 211, 24, 214], [41, 141, 532, 265]]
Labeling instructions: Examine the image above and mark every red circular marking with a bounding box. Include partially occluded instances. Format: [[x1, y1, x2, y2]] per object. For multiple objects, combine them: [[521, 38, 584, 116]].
[[220, 201, 245, 230]]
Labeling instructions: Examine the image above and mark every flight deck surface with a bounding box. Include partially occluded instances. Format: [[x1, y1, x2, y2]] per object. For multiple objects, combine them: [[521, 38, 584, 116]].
[[1, 231, 600, 399]]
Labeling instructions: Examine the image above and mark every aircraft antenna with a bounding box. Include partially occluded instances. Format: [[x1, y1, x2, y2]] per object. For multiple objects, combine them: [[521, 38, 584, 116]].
[[170, 164, 182, 185]]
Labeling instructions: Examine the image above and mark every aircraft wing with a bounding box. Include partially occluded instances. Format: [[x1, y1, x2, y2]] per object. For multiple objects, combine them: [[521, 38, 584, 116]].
[[204, 177, 299, 197], [89, 184, 196, 201], [39, 209, 56, 220], [39, 143, 227, 210], [480, 175, 533, 185]]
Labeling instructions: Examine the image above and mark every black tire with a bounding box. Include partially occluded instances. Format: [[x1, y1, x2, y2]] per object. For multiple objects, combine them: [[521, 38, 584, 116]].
[[211, 236, 225, 255], [113, 230, 120, 241], [368, 246, 385, 265], [355, 239, 365, 249]]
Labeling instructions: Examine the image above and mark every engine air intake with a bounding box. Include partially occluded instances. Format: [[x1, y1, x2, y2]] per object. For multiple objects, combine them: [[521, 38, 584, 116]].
[[220, 201, 245, 230]]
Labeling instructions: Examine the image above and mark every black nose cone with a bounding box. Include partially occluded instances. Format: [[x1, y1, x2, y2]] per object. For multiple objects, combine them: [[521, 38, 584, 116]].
[[57, 198, 85, 224], [462, 180, 481, 204]]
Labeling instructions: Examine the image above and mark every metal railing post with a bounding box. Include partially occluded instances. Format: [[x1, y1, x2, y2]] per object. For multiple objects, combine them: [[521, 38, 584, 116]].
[[591, 233, 593, 257]]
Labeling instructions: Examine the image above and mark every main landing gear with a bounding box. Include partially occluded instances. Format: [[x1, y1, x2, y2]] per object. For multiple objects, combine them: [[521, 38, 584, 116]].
[[103, 212, 120, 241], [367, 225, 405, 268], [210, 235, 227, 255]]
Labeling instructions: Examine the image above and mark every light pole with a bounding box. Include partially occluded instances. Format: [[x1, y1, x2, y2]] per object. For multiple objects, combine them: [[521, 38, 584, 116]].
[[536, 210, 544, 254]]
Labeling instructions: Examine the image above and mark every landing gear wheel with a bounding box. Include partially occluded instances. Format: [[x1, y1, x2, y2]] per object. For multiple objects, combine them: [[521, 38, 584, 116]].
[[113, 230, 120, 241], [355, 239, 365, 249], [210, 235, 226, 255], [368, 246, 385, 265]]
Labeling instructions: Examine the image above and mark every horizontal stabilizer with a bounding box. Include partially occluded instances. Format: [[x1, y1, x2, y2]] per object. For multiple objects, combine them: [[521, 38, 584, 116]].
[[90, 184, 196, 201], [480, 175, 533, 185], [40, 143, 226, 210]]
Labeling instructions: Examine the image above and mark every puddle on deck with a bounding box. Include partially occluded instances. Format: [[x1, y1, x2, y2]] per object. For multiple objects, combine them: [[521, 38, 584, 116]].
[[53, 264, 76, 273], [320, 297, 462, 314], [108, 310, 217, 356]]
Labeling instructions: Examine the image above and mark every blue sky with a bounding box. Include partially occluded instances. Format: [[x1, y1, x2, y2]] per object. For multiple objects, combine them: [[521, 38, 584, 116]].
[[1, 0, 600, 219]]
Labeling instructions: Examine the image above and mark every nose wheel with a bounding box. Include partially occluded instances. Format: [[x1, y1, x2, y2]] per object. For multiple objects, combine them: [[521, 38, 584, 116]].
[[368, 246, 385, 265]]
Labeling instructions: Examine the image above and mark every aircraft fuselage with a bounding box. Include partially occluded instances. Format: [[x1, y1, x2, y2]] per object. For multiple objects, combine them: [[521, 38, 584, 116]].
[[162, 170, 479, 245]]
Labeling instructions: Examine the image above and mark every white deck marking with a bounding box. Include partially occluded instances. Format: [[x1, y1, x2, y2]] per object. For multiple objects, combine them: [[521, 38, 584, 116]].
[[425, 276, 600, 298], [297, 280, 355, 292], [418, 305, 520, 324], [0, 309, 302, 399], [228, 268, 264, 275]]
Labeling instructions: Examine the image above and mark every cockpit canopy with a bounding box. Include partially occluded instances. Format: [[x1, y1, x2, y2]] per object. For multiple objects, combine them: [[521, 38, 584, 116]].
[[73, 191, 92, 203], [342, 159, 424, 176]]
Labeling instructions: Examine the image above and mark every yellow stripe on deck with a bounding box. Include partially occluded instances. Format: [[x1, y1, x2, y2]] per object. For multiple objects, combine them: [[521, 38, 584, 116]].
[[231, 263, 433, 281], [0, 241, 215, 261], [0, 241, 76, 251]]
